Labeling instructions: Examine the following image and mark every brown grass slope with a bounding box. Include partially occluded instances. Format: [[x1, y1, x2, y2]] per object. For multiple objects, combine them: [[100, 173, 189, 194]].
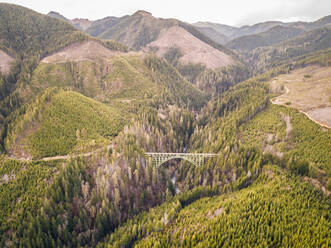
[[146, 26, 234, 69], [270, 65, 331, 127]]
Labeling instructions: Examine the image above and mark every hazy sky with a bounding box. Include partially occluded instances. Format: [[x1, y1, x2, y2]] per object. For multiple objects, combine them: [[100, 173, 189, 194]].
[[3, 0, 331, 26]]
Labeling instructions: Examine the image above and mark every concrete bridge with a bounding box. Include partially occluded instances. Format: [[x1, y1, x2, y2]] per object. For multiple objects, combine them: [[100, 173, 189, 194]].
[[146, 152, 219, 167]]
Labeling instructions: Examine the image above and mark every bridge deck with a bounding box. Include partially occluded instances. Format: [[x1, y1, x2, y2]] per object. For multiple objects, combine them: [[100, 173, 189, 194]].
[[146, 152, 219, 167], [146, 152, 218, 156]]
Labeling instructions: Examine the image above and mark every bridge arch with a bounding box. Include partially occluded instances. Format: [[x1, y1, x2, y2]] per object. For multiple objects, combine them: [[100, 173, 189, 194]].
[[146, 153, 218, 167]]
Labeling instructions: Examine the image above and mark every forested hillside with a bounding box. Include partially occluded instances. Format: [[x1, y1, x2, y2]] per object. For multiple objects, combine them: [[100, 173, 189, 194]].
[[0, 3, 128, 153], [3, 49, 205, 160], [101, 166, 330, 248], [0, 3, 331, 248]]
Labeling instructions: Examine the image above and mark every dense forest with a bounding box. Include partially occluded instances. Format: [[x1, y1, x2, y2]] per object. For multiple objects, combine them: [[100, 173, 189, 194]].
[[0, 3, 331, 248]]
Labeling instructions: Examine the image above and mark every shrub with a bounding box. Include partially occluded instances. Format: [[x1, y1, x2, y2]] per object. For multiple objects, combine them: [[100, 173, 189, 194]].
[[288, 159, 309, 176]]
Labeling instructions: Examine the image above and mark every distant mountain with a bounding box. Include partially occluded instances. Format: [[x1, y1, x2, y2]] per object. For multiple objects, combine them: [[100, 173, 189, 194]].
[[71, 18, 93, 30], [47, 11, 69, 22], [226, 25, 304, 50], [194, 15, 331, 45], [47, 11, 93, 30], [193, 22, 239, 39], [193, 21, 283, 40], [225, 15, 331, 51], [47, 10, 237, 70], [87, 10, 176, 50], [308, 15, 331, 30], [86, 10, 239, 70], [193, 26, 230, 45], [242, 26, 331, 73], [84, 16, 119, 35]]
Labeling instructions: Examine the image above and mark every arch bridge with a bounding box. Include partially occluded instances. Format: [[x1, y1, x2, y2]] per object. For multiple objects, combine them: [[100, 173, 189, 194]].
[[146, 152, 219, 167]]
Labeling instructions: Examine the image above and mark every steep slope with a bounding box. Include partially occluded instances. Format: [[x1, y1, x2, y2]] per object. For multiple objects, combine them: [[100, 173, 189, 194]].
[[6, 89, 127, 159]]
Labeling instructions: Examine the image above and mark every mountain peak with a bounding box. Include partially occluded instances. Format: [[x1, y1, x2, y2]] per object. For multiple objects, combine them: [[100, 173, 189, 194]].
[[48, 11, 60, 15], [133, 10, 152, 17], [47, 11, 68, 21]]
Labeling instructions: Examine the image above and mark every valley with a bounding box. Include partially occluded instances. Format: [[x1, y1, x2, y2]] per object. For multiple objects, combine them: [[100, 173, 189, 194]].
[[0, 2, 331, 247]]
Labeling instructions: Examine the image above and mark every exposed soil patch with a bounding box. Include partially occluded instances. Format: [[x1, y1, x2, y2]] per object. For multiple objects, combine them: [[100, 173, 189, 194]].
[[41, 41, 121, 63], [270, 66, 331, 128], [146, 26, 234, 69], [0, 49, 15, 74], [307, 107, 331, 128]]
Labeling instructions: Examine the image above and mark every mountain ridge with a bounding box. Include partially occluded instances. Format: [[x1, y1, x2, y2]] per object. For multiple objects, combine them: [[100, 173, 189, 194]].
[[47, 9, 238, 70]]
